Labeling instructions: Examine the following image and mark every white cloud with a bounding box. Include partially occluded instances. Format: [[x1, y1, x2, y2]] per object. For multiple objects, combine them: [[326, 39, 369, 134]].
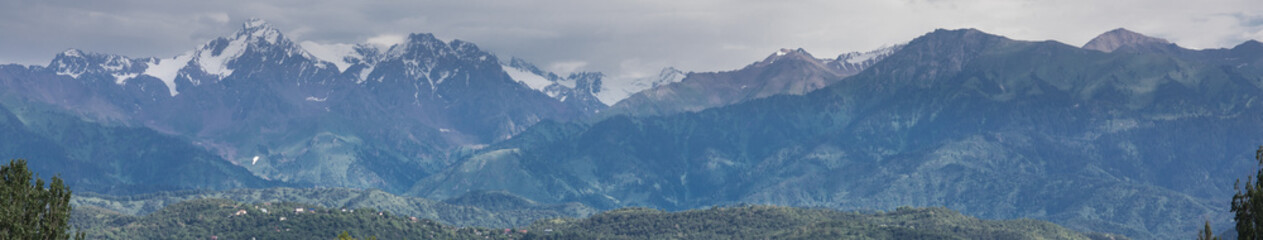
[[548, 61, 588, 75], [299, 41, 356, 71], [203, 12, 230, 24], [365, 34, 406, 49]]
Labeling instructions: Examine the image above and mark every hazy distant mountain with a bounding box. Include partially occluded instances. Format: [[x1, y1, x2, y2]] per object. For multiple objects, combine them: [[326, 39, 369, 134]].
[[501, 57, 608, 114], [0, 18, 591, 193], [595, 67, 688, 106], [1082, 28, 1178, 53], [412, 28, 1263, 239], [603, 45, 900, 117]]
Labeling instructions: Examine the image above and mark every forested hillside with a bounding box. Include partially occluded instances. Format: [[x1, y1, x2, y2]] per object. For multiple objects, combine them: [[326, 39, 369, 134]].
[[72, 198, 1119, 240]]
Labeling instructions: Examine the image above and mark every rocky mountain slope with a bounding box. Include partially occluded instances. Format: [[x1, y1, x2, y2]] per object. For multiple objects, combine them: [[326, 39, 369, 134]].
[[603, 45, 900, 117]]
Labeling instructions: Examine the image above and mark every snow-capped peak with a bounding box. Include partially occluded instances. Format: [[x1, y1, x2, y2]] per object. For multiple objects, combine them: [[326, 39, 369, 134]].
[[238, 18, 284, 45], [826, 44, 904, 75], [835, 44, 902, 65], [503, 63, 554, 92], [61, 49, 84, 58], [137, 18, 322, 96], [243, 18, 268, 30], [758, 48, 817, 66], [595, 67, 687, 105], [48, 48, 147, 83]]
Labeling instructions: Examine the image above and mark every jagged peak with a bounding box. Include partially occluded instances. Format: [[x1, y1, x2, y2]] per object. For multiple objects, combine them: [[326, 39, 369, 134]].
[[46, 48, 146, 83], [834, 44, 905, 65], [567, 71, 604, 80], [508, 57, 537, 69], [385, 33, 495, 64], [654, 67, 687, 85], [659, 67, 684, 75], [1083, 28, 1171, 53], [50, 48, 129, 61], [232, 18, 287, 46], [384, 33, 444, 58], [243, 18, 270, 29], [774, 48, 811, 57], [404, 33, 445, 48], [758, 48, 818, 65], [506, 57, 558, 80], [48, 48, 137, 68], [58, 48, 86, 58]]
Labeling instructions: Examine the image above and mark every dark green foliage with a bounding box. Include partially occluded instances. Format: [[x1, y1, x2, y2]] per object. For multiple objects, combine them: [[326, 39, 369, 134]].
[[74, 198, 524, 239], [523, 205, 1126, 240], [0, 159, 83, 240], [70, 187, 595, 229], [1232, 146, 1263, 240], [72, 197, 1115, 240], [337, 230, 377, 240], [1199, 220, 1220, 240]]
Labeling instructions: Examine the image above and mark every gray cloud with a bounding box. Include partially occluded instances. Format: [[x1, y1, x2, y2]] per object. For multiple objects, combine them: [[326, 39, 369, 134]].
[[2, 0, 1261, 81]]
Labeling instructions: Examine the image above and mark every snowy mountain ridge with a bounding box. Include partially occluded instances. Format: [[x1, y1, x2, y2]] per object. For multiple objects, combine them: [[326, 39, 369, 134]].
[[595, 67, 686, 105], [826, 44, 904, 75], [46, 18, 333, 96]]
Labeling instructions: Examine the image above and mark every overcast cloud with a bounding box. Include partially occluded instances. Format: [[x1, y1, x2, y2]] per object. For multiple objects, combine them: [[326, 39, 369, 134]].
[[2, 0, 1262, 81]]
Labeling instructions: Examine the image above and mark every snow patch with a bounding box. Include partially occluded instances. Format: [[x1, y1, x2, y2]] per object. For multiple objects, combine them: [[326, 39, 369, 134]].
[[596, 67, 686, 105], [357, 65, 375, 84], [305, 96, 327, 102], [252, 156, 260, 165], [142, 53, 194, 96], [503, 64, 553, 91], [196, 37, 248, 79], [244, 18, 267, 29], [54, 68, 82, 79], [111, 72, 138, 85], [241, 19, 283, 44], [300, 41, 356, 72], [837, 44, 902, 65], [62, 49, 83, 57]]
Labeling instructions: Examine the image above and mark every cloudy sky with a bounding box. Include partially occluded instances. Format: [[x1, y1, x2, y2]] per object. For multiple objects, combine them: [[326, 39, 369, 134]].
[[2, 0, 1262, 81]]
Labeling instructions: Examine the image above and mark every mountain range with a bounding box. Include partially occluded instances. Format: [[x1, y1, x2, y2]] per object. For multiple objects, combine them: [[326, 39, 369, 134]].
[[410, 29, 1263, 239], [1, 18, 1259, 239], [603, 45, 900, 117], [1, 18, 604, 193]]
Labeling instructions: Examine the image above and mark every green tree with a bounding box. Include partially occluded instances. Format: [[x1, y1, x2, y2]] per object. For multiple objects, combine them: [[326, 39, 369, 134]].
[[0, 159, 83, 240], [1199, 220, 1220, 240], [1233, 146, 1263, 240], [336, 231, 377, 240]]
